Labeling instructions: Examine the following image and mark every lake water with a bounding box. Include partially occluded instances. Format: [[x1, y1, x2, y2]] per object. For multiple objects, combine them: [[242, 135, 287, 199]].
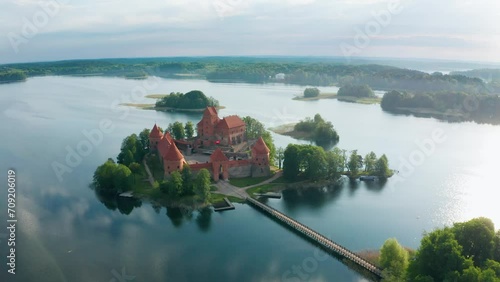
[[1, 76, 499, 282]]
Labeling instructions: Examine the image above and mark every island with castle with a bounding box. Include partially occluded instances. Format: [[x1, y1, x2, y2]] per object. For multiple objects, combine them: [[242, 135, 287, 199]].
[[92, 105, 278, 210]]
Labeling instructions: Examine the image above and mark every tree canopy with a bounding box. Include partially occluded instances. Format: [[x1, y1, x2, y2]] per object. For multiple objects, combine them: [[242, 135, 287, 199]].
[[303, 87, 320, 97], [380, 238, 409, 281], [155, 90, 219, 109], [93, 159, 132, 195], [338, 84, 375, 98], [294, 114, 340, 145], [405, 217, 500, 281], [242, 116, 276, 164]]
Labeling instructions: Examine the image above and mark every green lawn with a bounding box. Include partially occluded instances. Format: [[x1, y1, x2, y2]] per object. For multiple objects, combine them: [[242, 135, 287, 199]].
[[209, 193, 245, 204], [246, 184, 279, 197], [229, 173, 275, 188]]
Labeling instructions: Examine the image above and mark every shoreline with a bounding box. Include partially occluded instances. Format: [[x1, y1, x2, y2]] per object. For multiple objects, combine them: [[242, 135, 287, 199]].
[[120, 103, 226, 112]]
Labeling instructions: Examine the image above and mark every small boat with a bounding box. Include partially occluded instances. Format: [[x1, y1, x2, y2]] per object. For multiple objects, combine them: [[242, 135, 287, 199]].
[[359, 176, 376, 181]]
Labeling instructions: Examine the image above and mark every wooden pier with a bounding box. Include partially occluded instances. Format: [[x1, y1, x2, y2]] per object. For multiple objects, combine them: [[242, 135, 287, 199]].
[[213, 197, 235, 212], [246, 197, 383, 279]]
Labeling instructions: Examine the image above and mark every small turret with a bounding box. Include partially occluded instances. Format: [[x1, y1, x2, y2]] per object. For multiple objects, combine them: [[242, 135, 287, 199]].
[[149, 124, 163, 152]]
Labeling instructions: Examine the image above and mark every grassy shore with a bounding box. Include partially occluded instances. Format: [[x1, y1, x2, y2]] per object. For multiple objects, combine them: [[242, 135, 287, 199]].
[[268, 123, 315, 140], [293, 93, 337, 101], [120, 103, 226, 112]]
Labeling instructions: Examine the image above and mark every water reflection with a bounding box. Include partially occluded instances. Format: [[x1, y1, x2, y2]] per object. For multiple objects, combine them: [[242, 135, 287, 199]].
[[283, 178, 388, 211], [282, 183, 344, 212]]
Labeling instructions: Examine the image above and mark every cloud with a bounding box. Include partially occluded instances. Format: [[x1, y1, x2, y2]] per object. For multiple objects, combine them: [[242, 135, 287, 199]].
[[1, 0, 500, 63]]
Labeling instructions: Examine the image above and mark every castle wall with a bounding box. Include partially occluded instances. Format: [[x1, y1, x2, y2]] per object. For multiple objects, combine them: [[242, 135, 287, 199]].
[[228, 164, 252, 178], [251, 164, 271, 177]]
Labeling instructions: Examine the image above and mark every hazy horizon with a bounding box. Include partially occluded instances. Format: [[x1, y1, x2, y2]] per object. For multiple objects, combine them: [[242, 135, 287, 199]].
[[1, 0, 500, 65]]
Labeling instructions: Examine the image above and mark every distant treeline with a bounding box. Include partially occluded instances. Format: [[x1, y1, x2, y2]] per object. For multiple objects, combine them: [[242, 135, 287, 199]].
[[1, 58, 496, 94], [451, 68, 500, 93], [381, 90, 500, 124]]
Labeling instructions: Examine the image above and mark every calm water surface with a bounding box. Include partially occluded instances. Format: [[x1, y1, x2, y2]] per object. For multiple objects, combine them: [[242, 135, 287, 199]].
[[0, 76, 499, 281]]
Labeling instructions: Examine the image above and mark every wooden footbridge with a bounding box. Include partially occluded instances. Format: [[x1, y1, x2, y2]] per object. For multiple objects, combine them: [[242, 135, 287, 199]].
[[246, 197, 383, 279]]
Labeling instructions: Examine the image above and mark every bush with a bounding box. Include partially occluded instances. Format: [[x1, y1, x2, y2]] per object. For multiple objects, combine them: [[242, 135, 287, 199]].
[[303, 87, 320, 97]]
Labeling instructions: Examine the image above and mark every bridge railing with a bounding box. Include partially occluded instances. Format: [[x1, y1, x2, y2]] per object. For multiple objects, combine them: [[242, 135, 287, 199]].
[[246, 197, 383, 277]]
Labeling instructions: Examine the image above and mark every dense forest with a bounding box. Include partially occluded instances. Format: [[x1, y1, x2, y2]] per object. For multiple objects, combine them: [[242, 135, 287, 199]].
[[1, 57, 496, 94], [381, 90, 500, 124]]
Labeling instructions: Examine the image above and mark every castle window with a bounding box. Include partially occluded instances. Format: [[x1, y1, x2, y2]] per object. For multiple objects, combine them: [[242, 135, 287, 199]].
[[177, 166, 179, 169], [168, 166, 170, 169]]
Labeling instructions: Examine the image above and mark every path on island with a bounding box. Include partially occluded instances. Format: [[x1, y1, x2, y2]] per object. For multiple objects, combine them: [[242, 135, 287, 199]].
[[213, 171, 283, 199], [142, 159, 156, 186]]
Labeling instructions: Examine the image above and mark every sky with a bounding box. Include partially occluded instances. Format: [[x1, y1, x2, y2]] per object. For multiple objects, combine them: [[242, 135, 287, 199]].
[[1, 0, 500, 64]]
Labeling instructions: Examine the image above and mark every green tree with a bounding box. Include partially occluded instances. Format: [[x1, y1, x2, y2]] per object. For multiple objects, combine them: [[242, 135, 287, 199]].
[[338, 84, 374, 98], [181, 165, 193, 195], [299, 145, 327, 180], [375, 154, 391, 179], [261, 131, 276, 165], [185, 121, 195, 138], [313, 121, 339, 145], [380, 238, 409, 281], [494, 231, 500, 262], [128, 162, 141, 184], [459, 266, 482, 282], [113, 164, 132, 192], [167, 171, 183, 198], [347, 150, 363, 178], [93, 159, 118, 194], [283, 144, 301, 180], [243, 116, 266, 139], [326, 148, 345, 180], [407, 228, 472, 282], [195, 169, 211, 203], [364, 152, 377, 172], [275, 147, 284, 170], [138, 128, 150, 152], [172, 121, 186, 140], [452, 217, 496, 266], [304, 87, 320, 97]]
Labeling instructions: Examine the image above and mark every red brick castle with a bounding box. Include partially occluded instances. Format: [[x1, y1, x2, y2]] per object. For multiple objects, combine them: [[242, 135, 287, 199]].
[[149, 107, 271, 181]]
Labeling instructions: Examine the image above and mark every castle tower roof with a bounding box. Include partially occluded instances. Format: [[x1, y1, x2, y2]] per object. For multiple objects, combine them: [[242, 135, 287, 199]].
[[216, 115, 245, 129], [164, 142, 184, 161], [204, 106, 218, 116], [164, 131, 174, 143], [210, 148, 229, 162], [149, 124, 163, 139], [252, 137, 270, 154]]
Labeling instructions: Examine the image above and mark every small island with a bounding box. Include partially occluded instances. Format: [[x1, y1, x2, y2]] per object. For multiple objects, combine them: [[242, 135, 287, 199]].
[[293, 86, 381, 104], [270, 113, 340, 146], [122, 90, 225, 112], [0, 69, 27, 84]]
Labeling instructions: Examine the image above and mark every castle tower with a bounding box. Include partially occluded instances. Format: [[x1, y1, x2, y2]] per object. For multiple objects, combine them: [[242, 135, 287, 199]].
[[149, 124, 163, 152], [251, 137, 271, 177], [197, 107, 220, 146], [210, 148, 229, 181], [163, 142, 186, 177]]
